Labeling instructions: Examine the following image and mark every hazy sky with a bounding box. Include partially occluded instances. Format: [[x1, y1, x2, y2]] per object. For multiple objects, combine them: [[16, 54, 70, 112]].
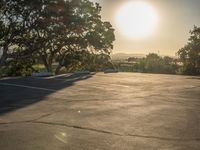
[[91, 0, 200, 56]]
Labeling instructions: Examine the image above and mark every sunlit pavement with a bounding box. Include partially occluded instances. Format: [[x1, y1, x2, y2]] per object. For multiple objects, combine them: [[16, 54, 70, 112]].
[[0, 72, 200, 150]]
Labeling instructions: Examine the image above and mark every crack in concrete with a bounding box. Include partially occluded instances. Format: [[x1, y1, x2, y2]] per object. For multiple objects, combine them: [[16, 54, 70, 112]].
[[0, 113, 53, 125], [45, 93, 161, 103], [31, 113, 53, 121], [32, 121, 200, 142], [0, 120, 30, 125], [127, 133, 200, 142], [32, 121, 122, 136], [1, 119, 200, 142]]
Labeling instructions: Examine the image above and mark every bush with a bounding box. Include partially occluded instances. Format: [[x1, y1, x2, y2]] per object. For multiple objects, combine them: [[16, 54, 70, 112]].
[[0, 59, 36, 77]]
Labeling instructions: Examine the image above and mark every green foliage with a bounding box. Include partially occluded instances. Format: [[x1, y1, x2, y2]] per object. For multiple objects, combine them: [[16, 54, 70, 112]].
[[61, 50, 113, 72], [178, 26, 200, 75], [32, 64, 46, 72], [144, 53, 163, 73], [117, 53, 179, 74], [24, 0, 115, 74], [139, 54, 179, 74], [0, 0, 115, 75], [0, 58, 35, 77], [0, 0, 40, 67]]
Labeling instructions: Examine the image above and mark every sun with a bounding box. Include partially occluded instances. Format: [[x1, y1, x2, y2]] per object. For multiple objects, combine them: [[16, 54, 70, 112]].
[[115, 1, 158, 39]]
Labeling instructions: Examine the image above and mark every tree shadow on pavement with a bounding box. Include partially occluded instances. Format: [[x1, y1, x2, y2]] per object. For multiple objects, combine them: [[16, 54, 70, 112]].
[[0, 73, 95, 115]]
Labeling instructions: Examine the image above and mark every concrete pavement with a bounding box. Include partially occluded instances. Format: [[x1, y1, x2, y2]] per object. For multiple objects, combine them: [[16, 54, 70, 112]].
[[0, 73, 200, 150]]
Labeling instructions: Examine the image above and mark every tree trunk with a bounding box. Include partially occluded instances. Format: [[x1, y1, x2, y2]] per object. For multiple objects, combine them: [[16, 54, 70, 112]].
[[0, 46, 8, 68], [44, 63, 52, 72], [0, 54, 7, 68], [46, 64, 52, 72], [55, 64, 62, 75], [41, 56, 52, 72]]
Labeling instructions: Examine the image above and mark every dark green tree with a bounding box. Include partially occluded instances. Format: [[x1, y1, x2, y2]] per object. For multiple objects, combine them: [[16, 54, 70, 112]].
[[162, 56, 178, 74], [0, 0, 42, 68], [54, 0, 115, 74], [0, 0, 115, 75], [137, 53, 178, 74], [178, 26, 200, 75], [28, 0, 115, 74], [144, 53, 163, 73]]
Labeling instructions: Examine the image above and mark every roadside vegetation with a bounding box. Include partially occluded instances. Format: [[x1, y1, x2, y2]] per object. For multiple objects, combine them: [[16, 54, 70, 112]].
[[114, 26, 200, 75], [0, 0, 200, 77], [137, 54, 178, 74], [114, 53, 179, 74]]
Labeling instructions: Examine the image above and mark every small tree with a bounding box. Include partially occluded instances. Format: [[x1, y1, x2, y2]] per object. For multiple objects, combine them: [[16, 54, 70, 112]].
[[138, 53, 178, 74], [178, 26, 200, 75], [144, 53, 163, 73]]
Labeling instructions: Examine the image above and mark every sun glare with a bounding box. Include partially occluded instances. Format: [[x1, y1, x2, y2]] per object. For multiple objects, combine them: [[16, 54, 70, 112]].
[[115, 1, 158, 39]]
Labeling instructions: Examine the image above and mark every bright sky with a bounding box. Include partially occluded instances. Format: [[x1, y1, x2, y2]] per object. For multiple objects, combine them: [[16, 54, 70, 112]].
[[91, 0, 200, 56]]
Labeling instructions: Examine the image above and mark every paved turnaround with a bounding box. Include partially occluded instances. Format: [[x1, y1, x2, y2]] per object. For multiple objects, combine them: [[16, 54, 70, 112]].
[[0, 73, 200, 150]]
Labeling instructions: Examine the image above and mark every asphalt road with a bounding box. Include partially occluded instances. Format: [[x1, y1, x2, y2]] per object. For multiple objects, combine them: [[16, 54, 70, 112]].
[[0, 72, 200, 150]]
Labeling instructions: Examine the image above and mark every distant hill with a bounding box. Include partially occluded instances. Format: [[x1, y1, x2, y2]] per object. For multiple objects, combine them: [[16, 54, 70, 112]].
[[111, 53, 177, 60], [111, 53, 146, 60]]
